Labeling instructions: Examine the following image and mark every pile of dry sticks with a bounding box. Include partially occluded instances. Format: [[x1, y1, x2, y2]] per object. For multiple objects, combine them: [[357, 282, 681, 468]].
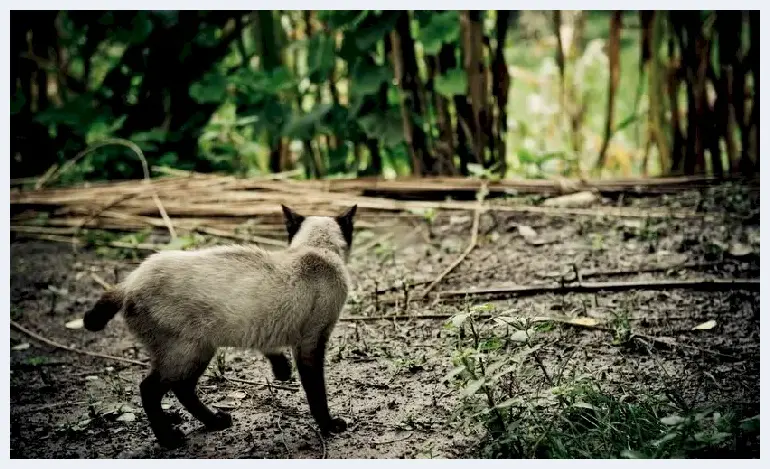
[[10, 164, 752, 252]]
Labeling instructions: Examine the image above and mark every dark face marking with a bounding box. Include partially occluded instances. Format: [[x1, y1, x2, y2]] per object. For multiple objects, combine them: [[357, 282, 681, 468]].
[[281, 205, 306, 243], [335, 205, 357, 248]]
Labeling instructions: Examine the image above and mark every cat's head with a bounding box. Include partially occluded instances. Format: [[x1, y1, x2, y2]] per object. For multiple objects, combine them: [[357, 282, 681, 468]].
[[281, 204, 358, 260]]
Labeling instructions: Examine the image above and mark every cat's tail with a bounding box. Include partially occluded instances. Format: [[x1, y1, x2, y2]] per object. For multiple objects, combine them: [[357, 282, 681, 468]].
[[83, 289, 124, 331]]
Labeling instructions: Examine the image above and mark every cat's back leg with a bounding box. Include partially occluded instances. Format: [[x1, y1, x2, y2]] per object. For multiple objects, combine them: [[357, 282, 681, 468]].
[[162, 345, 233, 432], [140, 369, 185, 448]]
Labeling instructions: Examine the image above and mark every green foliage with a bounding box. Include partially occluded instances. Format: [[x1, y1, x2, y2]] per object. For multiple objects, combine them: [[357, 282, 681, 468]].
[[443, 308, 759, 459], [190, 72, 230, 104], [307, 33, 336, 83], [358, 111, 405, 149], [16, 11, 748, 182], [349, 61, 392, 98], [434, 68, 467, 97], [351, 12, 398, 52], [283, 103, 333, 141], [418, 10, 461, 55]]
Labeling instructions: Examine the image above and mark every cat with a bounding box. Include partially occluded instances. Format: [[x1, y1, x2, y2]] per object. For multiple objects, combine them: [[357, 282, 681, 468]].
[[83, 204, 357, 448]]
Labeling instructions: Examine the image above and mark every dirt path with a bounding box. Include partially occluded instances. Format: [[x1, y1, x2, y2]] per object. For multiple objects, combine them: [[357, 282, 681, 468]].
[[10, 187, 760, 458]]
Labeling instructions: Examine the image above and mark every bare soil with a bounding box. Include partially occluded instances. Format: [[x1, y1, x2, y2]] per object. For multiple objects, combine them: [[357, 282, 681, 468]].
[[10, 186, 760, 458]]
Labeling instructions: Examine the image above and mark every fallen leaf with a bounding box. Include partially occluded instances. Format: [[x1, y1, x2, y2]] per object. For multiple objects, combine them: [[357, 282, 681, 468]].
[[510, 329, 535, 342], [448, 312, 471, 328], [728, 243, 753, 258], [621, 450, 645, 459], [227, 391, 247, 400], [494, 397, 523, 409], [442, 365, 466, 382], [213, 400, 239, 410], [573, 402, 596, 410], [621, 219, 644, 229], [12, 343, 30, 351], [543, 191, 598, 208], [526, 237, 552, 246], [65, 318, 84, 330], [564, 317, 601, 327], [47, 285, 68, 296], [517, 225, 538, 238], [116, 412, 136, 423], [693, 320, 717, 330], [661, 414, 685, 426], [461, 379, 485, 397]]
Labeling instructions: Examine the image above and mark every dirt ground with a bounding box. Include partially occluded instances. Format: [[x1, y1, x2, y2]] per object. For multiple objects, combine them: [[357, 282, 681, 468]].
[[10, 186, 760, 458]]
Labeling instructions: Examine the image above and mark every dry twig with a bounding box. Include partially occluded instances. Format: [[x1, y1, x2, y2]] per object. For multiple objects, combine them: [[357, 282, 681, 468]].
[[90, 272, 114, 290], [36, 138, 177, 239], [305, 423, 327, 459], [11, 319, 148, 367], [223, 375, 298, 393], [419, 208, 481, 299]]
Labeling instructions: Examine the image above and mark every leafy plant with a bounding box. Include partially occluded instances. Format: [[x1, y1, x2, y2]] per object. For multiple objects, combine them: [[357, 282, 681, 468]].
[[442, 302, 759, 458]]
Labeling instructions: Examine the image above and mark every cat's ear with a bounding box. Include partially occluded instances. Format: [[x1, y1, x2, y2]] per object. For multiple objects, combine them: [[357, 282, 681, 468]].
[[335, 205, 357, 247], [281, 205, 305, 242]]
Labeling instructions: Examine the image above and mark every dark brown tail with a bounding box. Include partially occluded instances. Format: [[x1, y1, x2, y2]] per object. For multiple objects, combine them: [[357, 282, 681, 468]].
[[83, 289, 124, 331]]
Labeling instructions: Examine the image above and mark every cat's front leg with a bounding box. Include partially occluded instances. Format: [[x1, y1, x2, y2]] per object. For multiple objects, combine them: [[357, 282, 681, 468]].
[[293, 334, 347, 435]]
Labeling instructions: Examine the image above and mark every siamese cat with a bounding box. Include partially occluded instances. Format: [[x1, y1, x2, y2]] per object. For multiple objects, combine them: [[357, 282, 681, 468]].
[[82, 205, 357, 448]]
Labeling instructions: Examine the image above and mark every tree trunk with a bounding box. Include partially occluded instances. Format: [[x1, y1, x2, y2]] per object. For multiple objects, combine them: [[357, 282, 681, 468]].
[[745, 11, 758, 175], [596, 12, 622, 171], [390, 11, 432, 175], [460, 10, 490, 168], [492, 11, 511, 177], [256, 11, 284, 174], [716, 11, 742, 176], [671, 12, 713, 175], [666, 32, 684, 174], [426, 44, 457, 176]]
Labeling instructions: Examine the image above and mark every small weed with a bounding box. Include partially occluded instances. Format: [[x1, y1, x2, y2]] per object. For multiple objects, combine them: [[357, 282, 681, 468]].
[[704, 240, 727, 262], [698, 184, 755, 218], [589, 233, 604, 252], [608, 310, 633, 345], [103, 375, 127, 397], [479, 386, 759, 458], [11, 305, 23, 321], [161, 233, 206, 251], [26, 356, 49, 367], [415, 441, 438, 459], [212, 349, 228, 379], [88, 228, 152, 260], [443, 308, 758, 458], [392, 354, 426, 375]]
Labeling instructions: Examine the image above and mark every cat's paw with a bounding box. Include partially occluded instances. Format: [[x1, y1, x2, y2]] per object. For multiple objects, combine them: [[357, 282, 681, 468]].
[[321, 417, 348, 436], [157, 427, 186, 449], [205, 410, 233, 431], [272, 366, 292, 382], [271, 360, 293, 382]]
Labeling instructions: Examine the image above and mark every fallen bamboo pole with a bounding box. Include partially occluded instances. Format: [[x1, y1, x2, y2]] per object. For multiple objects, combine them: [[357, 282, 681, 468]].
[[377, 278, 760, 304]]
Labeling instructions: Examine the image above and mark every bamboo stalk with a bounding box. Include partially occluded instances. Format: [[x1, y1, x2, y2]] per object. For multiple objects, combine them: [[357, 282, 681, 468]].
[[377, 278, 759, 304]]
